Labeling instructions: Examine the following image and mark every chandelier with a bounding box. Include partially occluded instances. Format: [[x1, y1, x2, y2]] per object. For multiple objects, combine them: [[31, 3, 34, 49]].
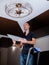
[[5, 2, 32, 18]]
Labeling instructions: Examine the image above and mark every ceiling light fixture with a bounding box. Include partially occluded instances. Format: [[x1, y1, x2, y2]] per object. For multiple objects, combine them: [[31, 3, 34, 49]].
[[5, 2, 32, 18]]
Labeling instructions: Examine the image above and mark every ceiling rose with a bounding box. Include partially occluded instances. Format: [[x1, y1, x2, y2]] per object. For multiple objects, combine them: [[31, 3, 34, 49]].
[[5, 2, 32, 18]]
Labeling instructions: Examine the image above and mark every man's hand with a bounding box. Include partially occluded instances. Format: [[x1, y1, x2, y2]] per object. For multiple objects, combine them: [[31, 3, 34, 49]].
[[20, 38, 27, 43], [12, 40, 16, 46]]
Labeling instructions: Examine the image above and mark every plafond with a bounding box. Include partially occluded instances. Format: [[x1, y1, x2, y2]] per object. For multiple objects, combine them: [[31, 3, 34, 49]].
[[0, 0, 49, 31]]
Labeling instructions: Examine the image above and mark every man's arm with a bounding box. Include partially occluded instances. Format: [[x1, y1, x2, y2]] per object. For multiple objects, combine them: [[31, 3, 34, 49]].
[[20, 38, 36, 45], [26, 38, 36, 45]]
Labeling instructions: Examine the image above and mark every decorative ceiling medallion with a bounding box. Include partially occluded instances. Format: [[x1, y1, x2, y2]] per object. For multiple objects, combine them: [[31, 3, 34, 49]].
[[5, 2, 32, 18]]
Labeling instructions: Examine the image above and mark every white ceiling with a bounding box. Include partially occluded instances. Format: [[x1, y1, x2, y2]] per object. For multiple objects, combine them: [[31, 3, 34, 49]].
[[0, 0, 49, 31]]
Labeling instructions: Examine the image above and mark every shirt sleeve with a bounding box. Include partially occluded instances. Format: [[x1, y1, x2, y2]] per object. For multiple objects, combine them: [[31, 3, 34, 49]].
[[31, 32, 36, 38]]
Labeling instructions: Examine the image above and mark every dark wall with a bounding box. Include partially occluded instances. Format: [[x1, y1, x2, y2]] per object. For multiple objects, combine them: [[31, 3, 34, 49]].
[[0, 37, 13, 47]]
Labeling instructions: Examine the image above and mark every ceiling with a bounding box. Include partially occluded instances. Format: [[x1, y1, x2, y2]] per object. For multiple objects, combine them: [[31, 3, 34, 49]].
[[0, 0, 49, 48], [0, 0, 49, 31], [0, 10, 49, 38], [0, 10, 49, 48], [0, 0, 49, 38]]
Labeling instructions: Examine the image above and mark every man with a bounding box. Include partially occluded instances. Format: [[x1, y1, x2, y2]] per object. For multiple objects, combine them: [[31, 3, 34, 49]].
[[20, 22, 36, 65], [13, 22, 36, 65]]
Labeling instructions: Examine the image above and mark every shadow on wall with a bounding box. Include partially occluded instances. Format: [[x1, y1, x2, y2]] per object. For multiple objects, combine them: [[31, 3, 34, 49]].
[[34, 35, 49, 51]]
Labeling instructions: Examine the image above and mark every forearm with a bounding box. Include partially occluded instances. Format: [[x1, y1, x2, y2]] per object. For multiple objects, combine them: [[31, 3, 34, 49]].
[[26, 40, 36, 45], [20, 38, 36, 45], [26, 38, 36, 45]]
